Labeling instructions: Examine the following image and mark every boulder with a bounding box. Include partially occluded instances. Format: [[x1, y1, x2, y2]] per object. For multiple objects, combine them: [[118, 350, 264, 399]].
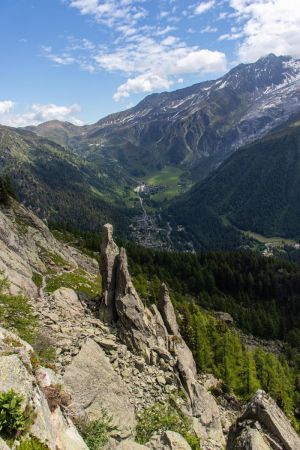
[[51, 287, 84, 320], [0, 328, 87, 450], [63, 338, 136, 438], [147, 431, 192, 450], [232, 426, 272, 450], [228, 390, 300, 450]]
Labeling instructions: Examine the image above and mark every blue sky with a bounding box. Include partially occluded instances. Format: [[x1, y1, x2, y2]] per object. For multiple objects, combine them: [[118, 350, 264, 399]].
[[0, 0, 299, 126]]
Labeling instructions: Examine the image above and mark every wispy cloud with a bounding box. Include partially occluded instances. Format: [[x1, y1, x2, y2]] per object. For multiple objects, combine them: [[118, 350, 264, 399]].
[[43, 1, 227, 101], [0, 103, 83, 127], [194, 1, 215, 16]]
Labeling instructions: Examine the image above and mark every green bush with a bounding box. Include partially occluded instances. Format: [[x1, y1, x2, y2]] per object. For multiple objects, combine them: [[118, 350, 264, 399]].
[[0, 390, 30, 440], [19, 436, 49, 450], [136, 400, 201, 450], [77, 410, 117, 450]]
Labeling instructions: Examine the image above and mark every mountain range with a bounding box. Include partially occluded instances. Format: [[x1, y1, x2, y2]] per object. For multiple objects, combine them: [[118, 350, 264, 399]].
[[1, 53, 300, 249], [28, 54, 300, 180]]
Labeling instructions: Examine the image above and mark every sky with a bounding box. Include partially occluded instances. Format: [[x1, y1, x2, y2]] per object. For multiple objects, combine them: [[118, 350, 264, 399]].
[[0, 0, 300, 126]]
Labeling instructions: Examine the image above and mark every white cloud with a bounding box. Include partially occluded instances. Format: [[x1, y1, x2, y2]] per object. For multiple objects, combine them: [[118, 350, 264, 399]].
[[48, 1, 227, 101], [69, 0, 147, 28], [0, 103, 83, 127], [114, 73, 173, 101], [229, 0, 300, 61], [194, 1, 215, 15], [0, 100, 15, 115], [95, 37, 226, 100]]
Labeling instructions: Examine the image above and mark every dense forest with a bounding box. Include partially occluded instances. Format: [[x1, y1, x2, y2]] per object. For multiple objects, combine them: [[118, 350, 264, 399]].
[[125, 246, 300, 430], [126, 244, 300, 346]]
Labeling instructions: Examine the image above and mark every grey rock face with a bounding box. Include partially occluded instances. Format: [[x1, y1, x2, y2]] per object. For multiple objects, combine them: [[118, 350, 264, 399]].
[[158, 283, 180, 336], [99, 224, 119, 323], [63, 338, 136, 438], [147, 430, 195, 449], [99, 224, 225, 448], [232, 427, 272, 450], [228, 390, 300, 450], [0, 327, 87, 450]]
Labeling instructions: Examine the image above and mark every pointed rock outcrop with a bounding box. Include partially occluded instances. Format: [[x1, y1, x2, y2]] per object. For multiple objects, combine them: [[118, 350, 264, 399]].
[[158, 285, 225, 446], [228, 390, 300, 450], [99, 224, 119, 323], [98, 224, 225, 448]]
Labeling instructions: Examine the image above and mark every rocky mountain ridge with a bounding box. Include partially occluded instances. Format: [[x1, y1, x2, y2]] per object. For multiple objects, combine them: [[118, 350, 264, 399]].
[[0, 202, 299, 449], [28, 54, 300, 178]]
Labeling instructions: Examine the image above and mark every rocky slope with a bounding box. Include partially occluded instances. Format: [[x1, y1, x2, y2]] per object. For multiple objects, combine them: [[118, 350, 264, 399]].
[[29, 54, 300, 179], [0, 202, 299, 449]]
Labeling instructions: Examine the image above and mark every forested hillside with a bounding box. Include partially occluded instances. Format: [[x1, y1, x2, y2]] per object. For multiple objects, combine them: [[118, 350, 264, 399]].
[[124, 244, 300, 429], [167, 114, 300, 247], [0, 126, 134, 233]]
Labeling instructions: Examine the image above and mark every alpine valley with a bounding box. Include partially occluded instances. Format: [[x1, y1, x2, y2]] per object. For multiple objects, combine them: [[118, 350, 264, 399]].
[[1, 52, 300, 450]]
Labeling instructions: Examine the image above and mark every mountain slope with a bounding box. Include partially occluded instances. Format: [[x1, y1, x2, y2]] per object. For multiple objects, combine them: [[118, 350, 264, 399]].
[[30, 54, 300, 179], [0, 125, 133, 232], [167, 114, 300, 246]]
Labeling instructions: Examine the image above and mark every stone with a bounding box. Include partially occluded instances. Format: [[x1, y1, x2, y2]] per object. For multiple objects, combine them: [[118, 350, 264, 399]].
[[0, 328, 87, 450], [158, 284, 180, 336], [51, 288, 85, 320], [147, 431, 192, 450], [94, 335, 118, 350], [116, 440, 149, 449], [228, 390, 300, 450], [63, 339, 136, 437], [232, 427, 272, 450], [99, 224, 119, 323]]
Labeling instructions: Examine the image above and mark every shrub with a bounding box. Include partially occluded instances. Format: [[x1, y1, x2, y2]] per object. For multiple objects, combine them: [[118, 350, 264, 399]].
[[0, 390, 30, 440], [19, 436, 49, 450], [77, 410, 117, 450], [136, 400, 201, 450], [31, 331, 56, 366], [41, 385, 71, 413]]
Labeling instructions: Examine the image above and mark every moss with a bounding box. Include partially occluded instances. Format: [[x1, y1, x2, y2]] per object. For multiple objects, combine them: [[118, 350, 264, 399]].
[[19, 436, 50, 450], [45, 268, 100, 297]]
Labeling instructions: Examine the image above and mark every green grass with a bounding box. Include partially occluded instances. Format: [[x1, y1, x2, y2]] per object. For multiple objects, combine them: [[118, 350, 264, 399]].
[[145, 167, 191, 202], [37, 246, 71, 270], [32, 272, 43, 288], [45, 268, 101, 297], [243, 230, 298, 247]]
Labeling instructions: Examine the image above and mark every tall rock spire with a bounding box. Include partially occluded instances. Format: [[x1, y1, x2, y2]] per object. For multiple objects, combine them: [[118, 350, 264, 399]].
[[98, 224, 224, 446], [99, 224, 119, 323]]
